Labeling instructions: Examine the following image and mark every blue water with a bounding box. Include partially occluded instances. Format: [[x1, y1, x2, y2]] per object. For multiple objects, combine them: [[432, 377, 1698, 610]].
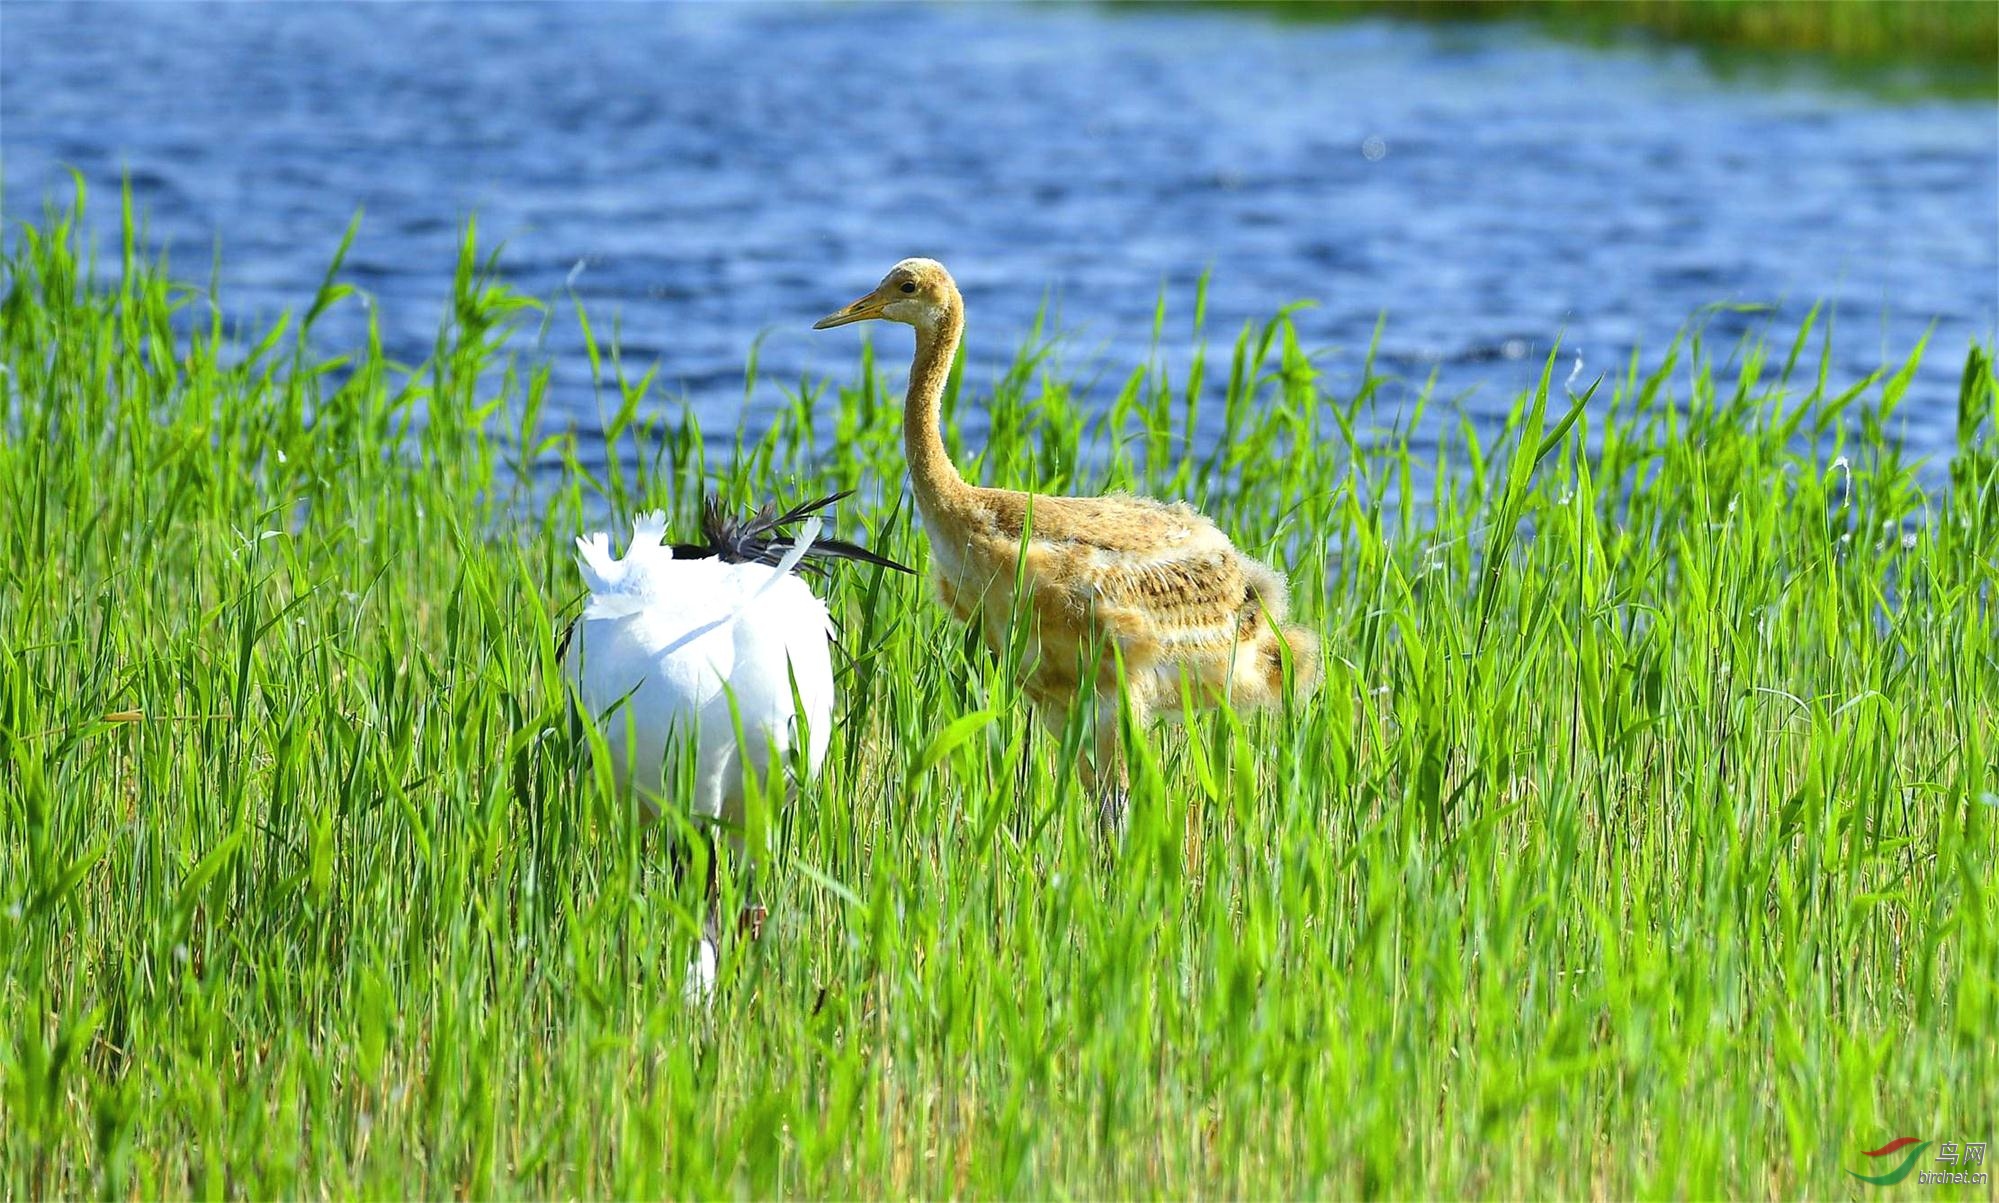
[[3, 2, 1994, 462]]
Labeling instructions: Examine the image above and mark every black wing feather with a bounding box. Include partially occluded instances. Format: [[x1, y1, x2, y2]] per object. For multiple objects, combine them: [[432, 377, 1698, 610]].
[[673, 489, 914, 576]]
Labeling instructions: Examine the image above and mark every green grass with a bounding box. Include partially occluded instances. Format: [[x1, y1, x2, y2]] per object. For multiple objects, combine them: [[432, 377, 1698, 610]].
[[3, 187, 1997, 1198], [1232, 0, 1999, 59], [1221, 0, 1999, 93]]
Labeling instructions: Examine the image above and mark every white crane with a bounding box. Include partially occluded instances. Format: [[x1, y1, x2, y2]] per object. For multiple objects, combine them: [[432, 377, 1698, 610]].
[[560, 491, 906, 996]]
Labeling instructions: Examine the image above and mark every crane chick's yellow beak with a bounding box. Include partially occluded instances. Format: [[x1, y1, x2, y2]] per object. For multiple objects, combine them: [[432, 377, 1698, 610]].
[[813, 290, 888, 329]]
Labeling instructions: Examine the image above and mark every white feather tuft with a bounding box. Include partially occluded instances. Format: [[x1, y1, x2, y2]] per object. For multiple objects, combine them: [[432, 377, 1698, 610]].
[[575, 513, 679, 621], [574, 531, 619, 594], [631, 510, 669, 550]]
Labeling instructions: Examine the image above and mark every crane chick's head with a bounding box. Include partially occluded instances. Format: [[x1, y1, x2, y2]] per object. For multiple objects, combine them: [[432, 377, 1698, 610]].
[[813, 258, 958, 333]]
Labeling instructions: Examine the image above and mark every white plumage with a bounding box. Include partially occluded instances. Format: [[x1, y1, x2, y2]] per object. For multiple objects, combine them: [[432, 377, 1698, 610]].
[[562, 509, 835, 834]]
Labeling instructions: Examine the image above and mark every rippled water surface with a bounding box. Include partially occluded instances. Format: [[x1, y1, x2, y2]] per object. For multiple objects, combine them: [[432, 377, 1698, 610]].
[[5, 2, 1995, 460]]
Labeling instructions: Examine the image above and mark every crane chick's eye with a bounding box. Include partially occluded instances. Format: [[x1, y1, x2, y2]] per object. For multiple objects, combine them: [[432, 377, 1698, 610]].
[[899, 282, 917, 294]]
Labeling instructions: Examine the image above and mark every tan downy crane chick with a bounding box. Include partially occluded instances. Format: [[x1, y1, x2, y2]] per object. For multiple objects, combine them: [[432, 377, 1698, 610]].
[[815, 259, 1319, 806]]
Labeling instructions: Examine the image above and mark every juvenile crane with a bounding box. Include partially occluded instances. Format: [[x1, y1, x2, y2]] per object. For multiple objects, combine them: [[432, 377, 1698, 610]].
[[815, 260, 1318, 801]]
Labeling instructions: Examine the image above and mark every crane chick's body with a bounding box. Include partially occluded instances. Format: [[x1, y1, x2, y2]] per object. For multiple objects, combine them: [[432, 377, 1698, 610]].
[[929, 489, 1310, 724], [817, 258, 1317, 782], [564, 512, 833, 828]]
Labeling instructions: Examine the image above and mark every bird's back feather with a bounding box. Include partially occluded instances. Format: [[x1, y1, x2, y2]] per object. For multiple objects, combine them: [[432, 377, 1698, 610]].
[[925, 485, 1318, 712]]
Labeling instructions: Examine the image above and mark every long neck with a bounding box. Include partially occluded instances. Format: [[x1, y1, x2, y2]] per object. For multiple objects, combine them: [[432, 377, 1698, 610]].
[[904, 302, 972, 517]]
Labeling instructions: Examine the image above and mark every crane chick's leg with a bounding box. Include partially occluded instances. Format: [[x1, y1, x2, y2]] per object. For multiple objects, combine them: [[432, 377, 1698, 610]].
[[1030, 661, 1139, 845], [1078, 687, 1143, 845]]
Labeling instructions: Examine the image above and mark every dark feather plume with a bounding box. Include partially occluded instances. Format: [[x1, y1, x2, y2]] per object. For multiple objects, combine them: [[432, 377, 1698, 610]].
[[670, 489, 914, 578]]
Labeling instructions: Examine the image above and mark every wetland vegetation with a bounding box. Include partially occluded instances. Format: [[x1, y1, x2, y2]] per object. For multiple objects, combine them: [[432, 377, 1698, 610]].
[[2, 193, 1996, 1196], [1248, 0, 1999, 71]]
